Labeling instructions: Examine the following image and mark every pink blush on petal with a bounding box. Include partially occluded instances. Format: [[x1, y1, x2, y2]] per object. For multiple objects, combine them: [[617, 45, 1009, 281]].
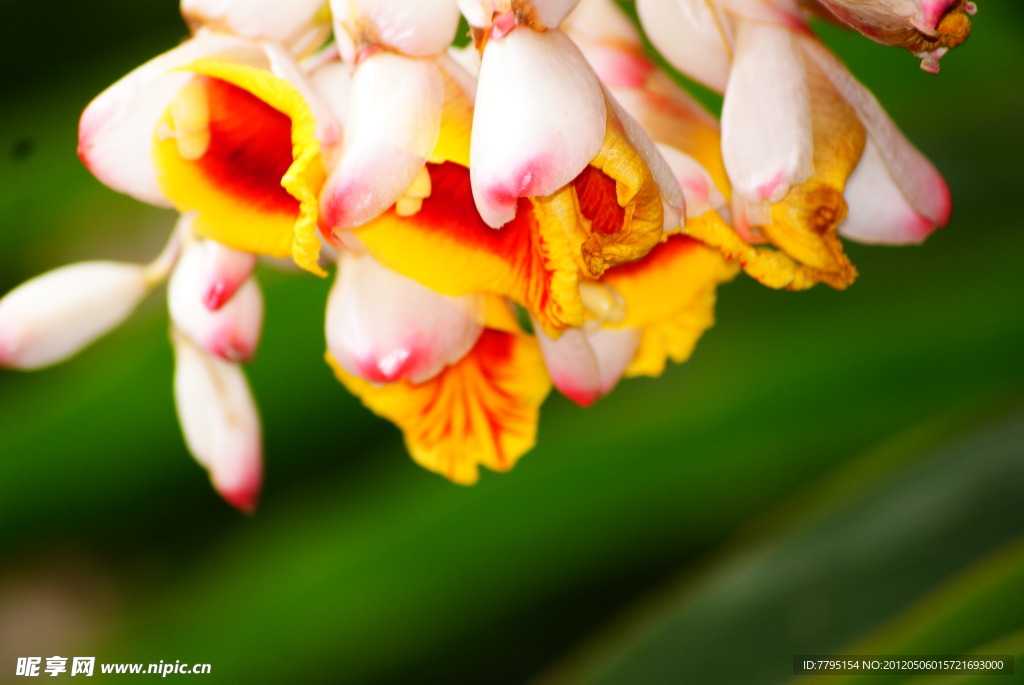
[[555, 378, 601, 408], [217, 464, 262, 515]]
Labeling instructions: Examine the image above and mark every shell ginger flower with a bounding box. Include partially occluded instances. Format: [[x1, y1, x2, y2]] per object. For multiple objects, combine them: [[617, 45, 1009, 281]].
[[0, 0, 973, 506]]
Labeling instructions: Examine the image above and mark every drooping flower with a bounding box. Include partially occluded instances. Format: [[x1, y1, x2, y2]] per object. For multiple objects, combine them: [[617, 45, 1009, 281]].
[[523, 0, 739, 407], [631, 0, 951, 290], [813, 0, 976, 72], [326, 54, 588, 337], [458, 0, 684, 280]]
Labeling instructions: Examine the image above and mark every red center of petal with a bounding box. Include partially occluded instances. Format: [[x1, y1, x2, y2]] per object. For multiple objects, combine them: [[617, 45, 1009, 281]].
[[415, 162, 537, 255], [197, 77, 298, 216], [573, 166, 625, 235]]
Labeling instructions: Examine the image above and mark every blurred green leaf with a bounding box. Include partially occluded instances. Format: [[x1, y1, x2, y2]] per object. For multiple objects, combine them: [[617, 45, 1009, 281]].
[[540, 409, 1024, 685]]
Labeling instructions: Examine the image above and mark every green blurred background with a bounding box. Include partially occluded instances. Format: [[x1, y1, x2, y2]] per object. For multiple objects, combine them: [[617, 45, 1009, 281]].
[[1, 2, 1023, 683]]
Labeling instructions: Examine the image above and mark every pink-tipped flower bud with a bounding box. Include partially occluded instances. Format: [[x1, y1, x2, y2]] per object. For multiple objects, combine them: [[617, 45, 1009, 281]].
[[815, 0, 975, 71], [172, 330, 262, 513], [533, 317, 640, 408], [0, 262, 150, 370], [200, 242, 259, 311], [169, 240, 264, 363], [326, 251, 484, 384]]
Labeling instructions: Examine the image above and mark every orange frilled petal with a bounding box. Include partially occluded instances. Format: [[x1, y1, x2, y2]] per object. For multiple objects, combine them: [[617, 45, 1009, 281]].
[[353, 161, 585, 337], [154, 60, 326, 276], [684, 211, 837, 290], [330, 328, 551, 485], [601, 234, 738, 377]]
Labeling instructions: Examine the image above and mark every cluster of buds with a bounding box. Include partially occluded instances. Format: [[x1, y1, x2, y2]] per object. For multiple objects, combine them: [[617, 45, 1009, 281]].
[[0, 0, 972, 510]]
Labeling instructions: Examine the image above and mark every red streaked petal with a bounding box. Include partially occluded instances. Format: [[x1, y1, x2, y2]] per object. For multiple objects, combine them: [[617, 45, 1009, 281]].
[[331, 328, 551, 484]]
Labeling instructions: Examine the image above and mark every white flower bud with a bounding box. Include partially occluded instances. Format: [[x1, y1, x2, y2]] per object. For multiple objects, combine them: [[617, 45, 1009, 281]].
[[172, 330, 262, 513], [0, 262, 150, 370], [169, 240, 264, 363], [534, 322, 640, 408]]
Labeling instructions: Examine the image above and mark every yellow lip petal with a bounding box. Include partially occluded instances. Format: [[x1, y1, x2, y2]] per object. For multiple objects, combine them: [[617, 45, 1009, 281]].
[[600, 234, 738, 378]]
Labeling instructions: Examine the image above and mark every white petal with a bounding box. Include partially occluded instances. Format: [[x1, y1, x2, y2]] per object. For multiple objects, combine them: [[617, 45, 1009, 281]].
[[172, 331, 262, 513], [471, 28, 606, 227], [839, 140, 941, 244], [567, 4, 653, 91], [586, 326, 642, 394], [326, 252, 484, 384], [182, 0, 330, 52], [636, 0, 731, 93], [718, 0, 805, 26], [535, 324, 640, 407], [78, 31, 252, 207], [436, 51, 479, 101], [347, 0, 462, 56], [657, 143, 726, 217], [605, 90, 686, 232], [535, 326, 601, 406], [169, 240, 264, 363], [801, 37, 952, 227], [721, 20, 813, 204], [309, 61, 354, 132], [457, 0, 497, 28], [320, 53, 444, 230], [0, 262, 150, 370], [565, 0, 642, 45], [530, 0, 583, 28], [447, 45, 482, 77]]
